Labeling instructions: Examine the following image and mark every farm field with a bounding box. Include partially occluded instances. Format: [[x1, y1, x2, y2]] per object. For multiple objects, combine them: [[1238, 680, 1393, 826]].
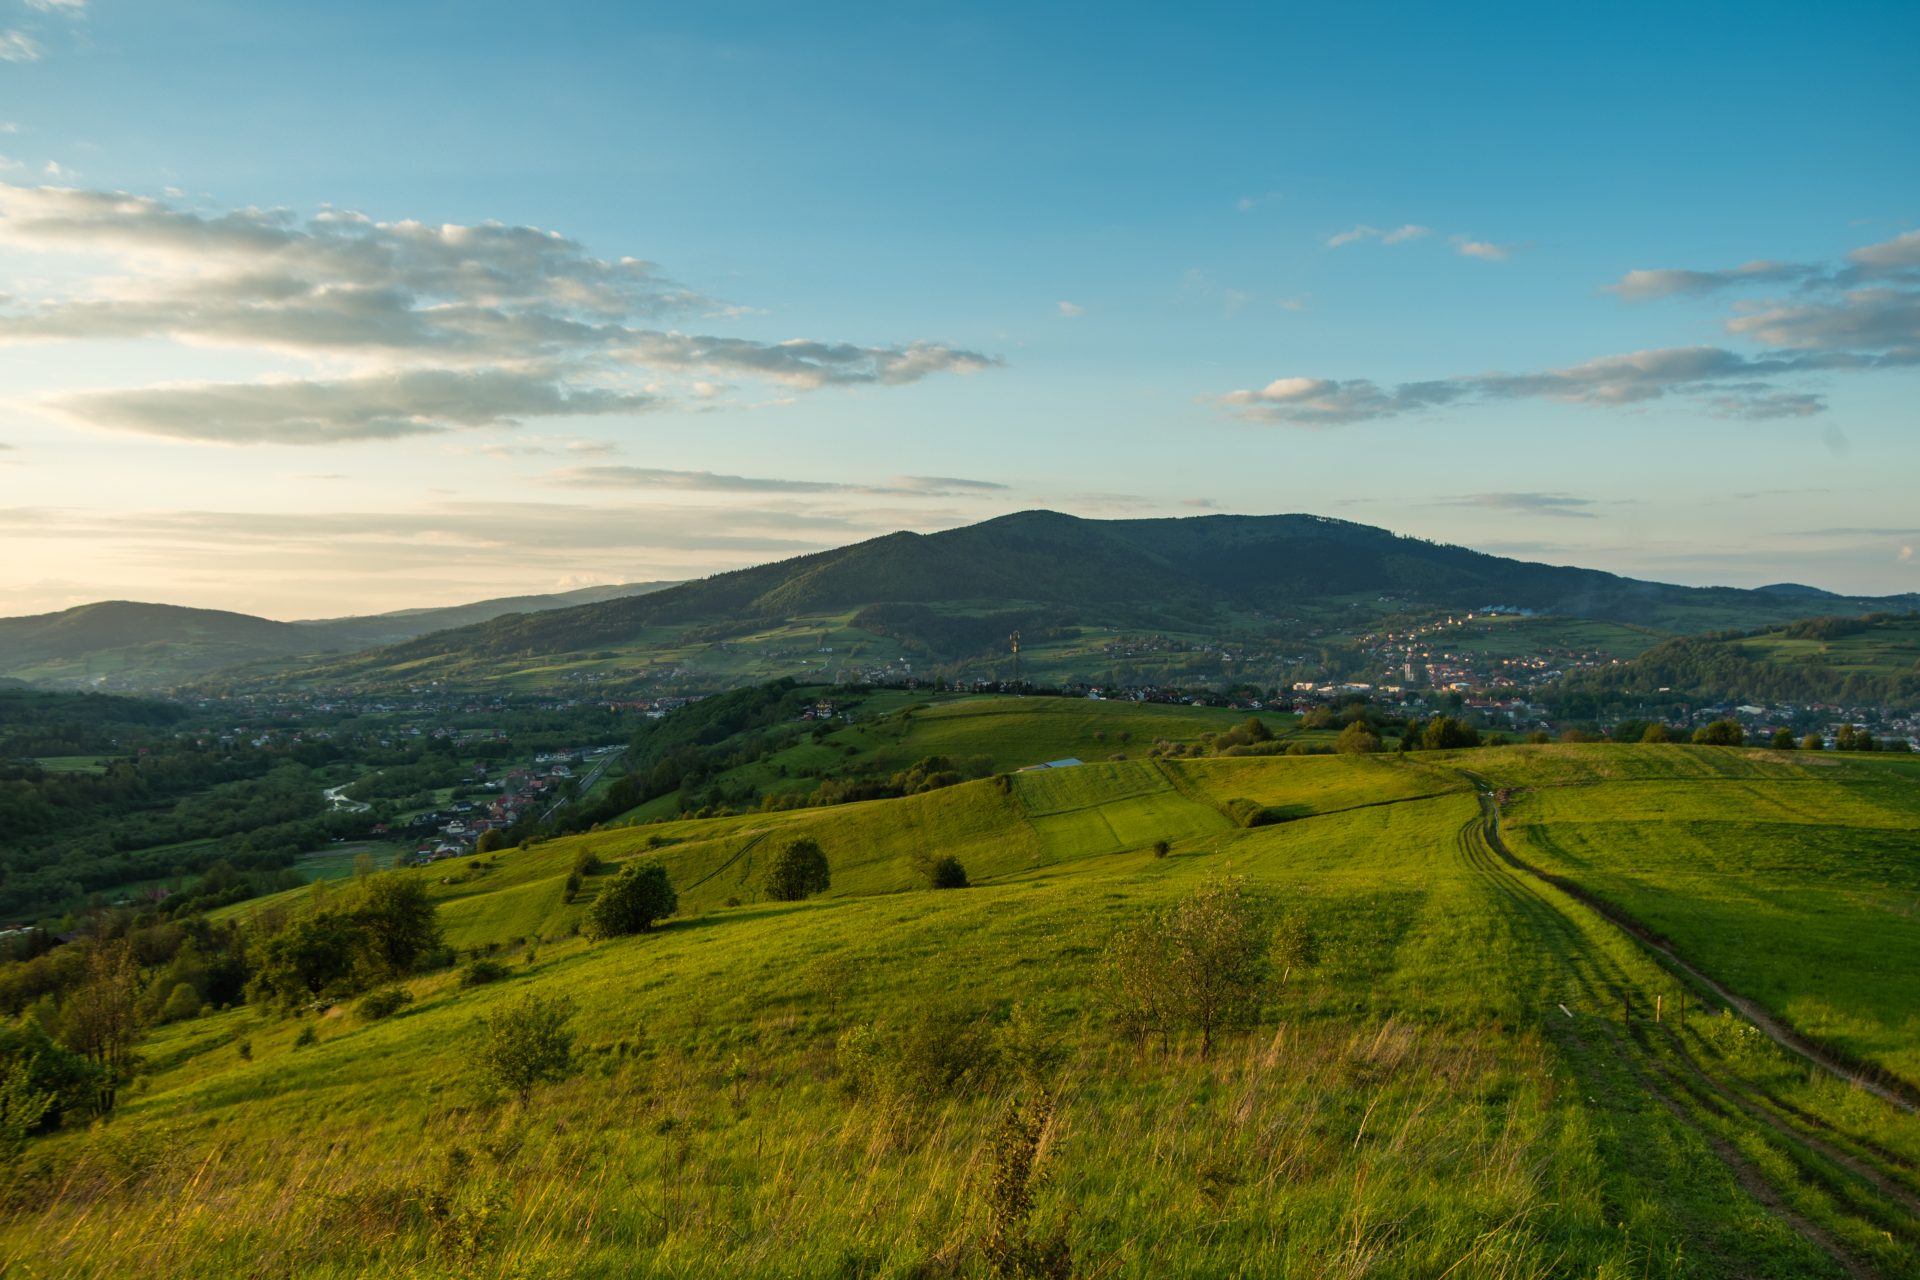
[[7, 741, 1919, 1278]]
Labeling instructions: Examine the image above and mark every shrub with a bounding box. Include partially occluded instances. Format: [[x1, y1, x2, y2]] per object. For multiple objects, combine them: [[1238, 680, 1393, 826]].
[[1801, 732, 1826, 751], [1272, 911, 1321, 977], [586, 862, 678, 938], [293, 1025, 318, 1049], [1334, 721, 1382, 753], [927, 856, 970, 889], [159, 982, 201, 1024], [764, 838, 831, 902], [1640, 723, 1672, 744], [1224, 798, 1281, 828], [572, 849, 603, 876], [461, 959, 511, 987], [481, 993, 576, 1103], [358, 987, 414, 1020], [1771, 727, 1797, 749], [1152, 839, 1171, 859], [1100, 876, 1276, 1056]]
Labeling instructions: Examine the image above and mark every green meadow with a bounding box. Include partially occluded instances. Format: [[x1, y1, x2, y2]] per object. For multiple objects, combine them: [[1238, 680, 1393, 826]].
[[7, 731, 1919, 1279]]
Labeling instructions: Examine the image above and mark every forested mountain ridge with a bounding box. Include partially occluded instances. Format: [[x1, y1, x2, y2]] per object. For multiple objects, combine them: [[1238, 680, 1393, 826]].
[[294, 510, 1919, 679], [0, 582, 678, 689]]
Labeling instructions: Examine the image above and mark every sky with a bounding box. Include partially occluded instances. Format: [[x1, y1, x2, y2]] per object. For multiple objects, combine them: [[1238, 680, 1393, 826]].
[[0, 0, 1916, 619]]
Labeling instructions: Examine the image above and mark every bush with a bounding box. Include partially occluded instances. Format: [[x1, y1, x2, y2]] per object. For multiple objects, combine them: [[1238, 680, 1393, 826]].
[[586, 861, 678, 938], [357, 987, 414, 1020], [1099, 876, 1275, 1056], [1334, 721, 1382, 754], [461, 959, 512, 987], [1640, 723, 1672, 744], [1152, 839, 1171, 859], [927, 856, 970, 889], [1225, 798, 1281, 828], [482, 993, 576, 1102], [293, 1025, 318, 1049], [764, 838, 831, 902], [1771, 727, 1796, 749], [159, 982, 201, 1024]]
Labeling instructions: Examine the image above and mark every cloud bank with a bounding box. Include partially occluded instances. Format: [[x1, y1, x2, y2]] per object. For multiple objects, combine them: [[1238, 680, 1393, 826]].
[[1220, 228, 1920, 425], [0, 184, 1001, 444]]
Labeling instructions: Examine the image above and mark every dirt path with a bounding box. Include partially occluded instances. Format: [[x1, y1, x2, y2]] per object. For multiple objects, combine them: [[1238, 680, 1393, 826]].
[[1470, 783, 1920, 1118]]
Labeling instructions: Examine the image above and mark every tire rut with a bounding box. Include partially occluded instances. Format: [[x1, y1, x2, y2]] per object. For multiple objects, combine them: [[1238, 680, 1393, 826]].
[[1445, 793, 1910, 1277]]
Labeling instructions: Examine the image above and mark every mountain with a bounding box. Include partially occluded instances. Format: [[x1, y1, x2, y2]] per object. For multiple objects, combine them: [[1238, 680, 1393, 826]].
[[0, 582, 678, 690], [287, 511, 1920, 689]]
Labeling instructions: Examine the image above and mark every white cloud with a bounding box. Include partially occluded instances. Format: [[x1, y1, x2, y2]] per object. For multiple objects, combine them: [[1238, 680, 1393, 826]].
[[1453, 237, 1516, 261], [1610, 261, 1814, 300], [542, 466, 1007, 497], [25, 0, 86, 10], [0, 183, 1001, 444], [1326, 224, 1382, 247], [1439, 492, 1598, 518], [0, 31, 42, 62], [1218, 229, 1920, 426], [1056, 300, 1085, 318], [45, 369, 660, 446], [1328, 223, 1430, 248]]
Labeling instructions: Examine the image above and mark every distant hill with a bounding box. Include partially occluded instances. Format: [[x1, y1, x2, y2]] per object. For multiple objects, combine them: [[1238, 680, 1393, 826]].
[[291, 511, 1920, 688], [0, 581, 678, 689], [1558, 612, 1920, 707]]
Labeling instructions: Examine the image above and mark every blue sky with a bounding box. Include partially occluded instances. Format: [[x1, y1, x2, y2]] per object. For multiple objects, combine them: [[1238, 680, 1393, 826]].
[[0, 0, 1915, 616]]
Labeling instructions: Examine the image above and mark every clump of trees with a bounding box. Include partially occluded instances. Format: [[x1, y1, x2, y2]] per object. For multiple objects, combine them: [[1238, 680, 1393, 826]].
[[246, 873, 442, 1009], [1692, 719, 1744, 746], [1099, 876, 1313, 1055], [764, 838, 831, 902], [586, 862, 679, 938]]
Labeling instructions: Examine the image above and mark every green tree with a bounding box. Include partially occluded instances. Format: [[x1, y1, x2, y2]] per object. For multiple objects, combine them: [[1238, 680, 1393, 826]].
[[57, 939, 140, 1114], [0, 1056, 55, 1165], [1099, 877, 1275, 1056], [159, 982, 201, 1023], [1801, 732, 1826, 751], [1640, 723, 1672, 744], [1771, 727, 1796, 749], [1334, 721, 1382, 754], [764, 837, 831, 902], [1693, 719, 1745, 746], [481, 992, 576, 1103], [354, 873, 442, 979], [927, 855, 970, 889], [1422, 716, 1481, 751], [475, 829, 508, 854], [586, 861, 678, 938]]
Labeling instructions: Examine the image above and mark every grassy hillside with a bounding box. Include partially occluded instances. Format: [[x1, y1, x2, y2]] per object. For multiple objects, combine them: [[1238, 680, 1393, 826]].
[[1559, 612, 1920, 707], [8, 739, 1920, 1278]]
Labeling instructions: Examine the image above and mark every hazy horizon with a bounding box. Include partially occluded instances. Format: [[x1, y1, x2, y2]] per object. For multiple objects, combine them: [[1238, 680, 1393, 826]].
[[3, 2, 1916, 617]]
